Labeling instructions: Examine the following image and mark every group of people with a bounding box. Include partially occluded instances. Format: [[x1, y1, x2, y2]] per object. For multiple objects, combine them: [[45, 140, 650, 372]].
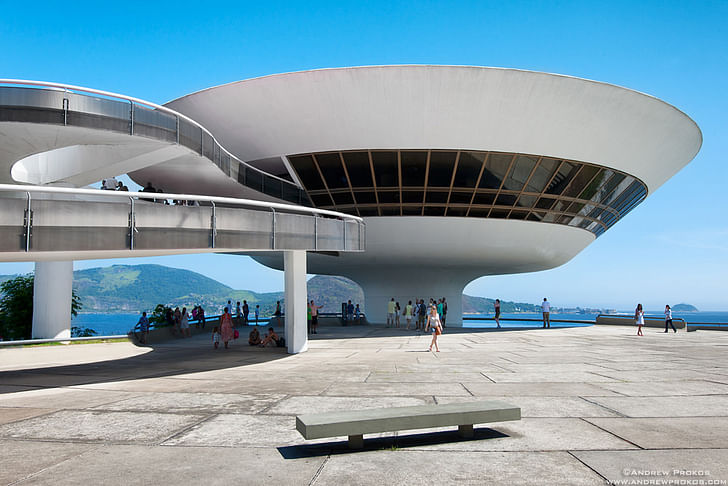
[[634, 304, 678, 336], [343, 300, 362, 324], [386, 298, 448, 332], [100, 176, 129, 191], [227, 299, 281, 327]]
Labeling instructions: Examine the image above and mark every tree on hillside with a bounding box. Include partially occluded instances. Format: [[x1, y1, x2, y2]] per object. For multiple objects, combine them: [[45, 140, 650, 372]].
[[0, 275, 82, 340]]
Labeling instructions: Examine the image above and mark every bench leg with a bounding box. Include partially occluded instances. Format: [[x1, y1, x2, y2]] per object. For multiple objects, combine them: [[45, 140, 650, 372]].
[[458, 424, 474, 438], [348, 434, 364, 449]]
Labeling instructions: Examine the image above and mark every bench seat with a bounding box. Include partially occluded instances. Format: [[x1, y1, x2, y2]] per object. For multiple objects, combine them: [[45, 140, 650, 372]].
[[296, 400, 520, 448]]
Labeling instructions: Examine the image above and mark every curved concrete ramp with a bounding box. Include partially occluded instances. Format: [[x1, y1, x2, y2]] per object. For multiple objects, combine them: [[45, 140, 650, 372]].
[[0, 185, 364, 262]]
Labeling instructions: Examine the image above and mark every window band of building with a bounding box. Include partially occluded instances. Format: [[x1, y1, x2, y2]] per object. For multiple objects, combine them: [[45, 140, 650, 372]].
[[287, 150, 648, 237]]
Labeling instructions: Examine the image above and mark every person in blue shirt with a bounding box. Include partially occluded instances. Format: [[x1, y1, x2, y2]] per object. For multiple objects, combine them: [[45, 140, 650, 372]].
[[136, 311, 149, 344]]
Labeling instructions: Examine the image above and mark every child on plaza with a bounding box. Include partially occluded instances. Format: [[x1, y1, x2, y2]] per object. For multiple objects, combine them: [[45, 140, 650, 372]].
[[212, 326, 220, 349], [255, 305, 260, 324]]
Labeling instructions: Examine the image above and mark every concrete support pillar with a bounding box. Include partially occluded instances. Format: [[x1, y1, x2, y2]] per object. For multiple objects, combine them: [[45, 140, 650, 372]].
[[284, 250, 308, 354], [355, 269, 470, 327], [32, 260, 74, 339]]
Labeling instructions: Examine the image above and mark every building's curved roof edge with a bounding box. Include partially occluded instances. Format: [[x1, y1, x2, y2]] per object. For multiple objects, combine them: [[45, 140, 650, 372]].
[[164, 64, 702, 154]]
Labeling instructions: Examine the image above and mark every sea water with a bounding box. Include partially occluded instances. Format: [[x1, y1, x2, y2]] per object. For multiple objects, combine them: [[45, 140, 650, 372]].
[[73, 311, 728, 335]]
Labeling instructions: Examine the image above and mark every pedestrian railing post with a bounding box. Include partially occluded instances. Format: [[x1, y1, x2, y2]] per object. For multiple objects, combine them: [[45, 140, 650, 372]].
[[23, 192, 32, 252], [128, 197, 138, 250], [271, 208, 276, 249], [210, 201, 216, 248]]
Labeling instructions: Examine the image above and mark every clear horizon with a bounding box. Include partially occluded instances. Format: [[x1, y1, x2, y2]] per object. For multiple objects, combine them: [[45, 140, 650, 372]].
[[1, 1, 725, 310]]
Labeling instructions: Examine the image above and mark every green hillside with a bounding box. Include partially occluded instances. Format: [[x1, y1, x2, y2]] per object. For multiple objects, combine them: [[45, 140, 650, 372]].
[[1, 264, 542, 316]]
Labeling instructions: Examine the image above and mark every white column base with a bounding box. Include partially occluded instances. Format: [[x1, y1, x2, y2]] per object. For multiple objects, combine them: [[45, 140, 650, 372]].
[[32, 260, 74, 339], [284, 250, 308, 354], [355, 270, 467, 327]]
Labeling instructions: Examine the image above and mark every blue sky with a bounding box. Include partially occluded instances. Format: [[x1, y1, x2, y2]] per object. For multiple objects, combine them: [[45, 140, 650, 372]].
[[1, 1, 726, 310]]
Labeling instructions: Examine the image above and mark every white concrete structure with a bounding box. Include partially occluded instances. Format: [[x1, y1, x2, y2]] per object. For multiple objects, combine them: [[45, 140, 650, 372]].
[[0, 66, 702, 328], [154, 66, 702, 325], [32, 260, 73, 339]]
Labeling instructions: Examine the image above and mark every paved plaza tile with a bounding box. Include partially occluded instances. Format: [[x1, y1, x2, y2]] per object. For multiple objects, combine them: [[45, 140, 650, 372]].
[[0, 324, 726, 485]]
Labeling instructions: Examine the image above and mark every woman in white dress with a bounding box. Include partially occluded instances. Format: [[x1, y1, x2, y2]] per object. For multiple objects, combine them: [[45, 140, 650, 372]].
[[635, 303, 644, 336], [180, 307, 191, 338], [425, 305, 442, 352]]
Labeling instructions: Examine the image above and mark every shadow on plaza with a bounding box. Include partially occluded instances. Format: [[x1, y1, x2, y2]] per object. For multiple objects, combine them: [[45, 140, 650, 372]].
[[278, 427, 511, 458], [0, 331, 293, 394], [0, 323, 564, 394]]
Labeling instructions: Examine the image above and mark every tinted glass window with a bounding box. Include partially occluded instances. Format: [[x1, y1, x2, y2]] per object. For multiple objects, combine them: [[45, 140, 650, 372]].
[[502, 155, 537, 192], [402, 191, 424, 203], [353, 191, 377, 204], [310, 193, 333, 206], [289, 155, 325, 190], [480, 153, 512, 189], [401, 151, 427, 187], [545, 161, 579, 196], [472, 193, 495, 205], [517, 194, 538, 208], [377, 190, 400, 203], [449, 191, 472, 204], [454, 152, 485, 188], [371, 151, 398, 187], [331, 191, 354, 205], [525, 157, 560, 193], [561, 165, 600, 198], [446, 207, 468, 217], [402, 206, 422, 215], [425, 191, 449, 203], [428, 151, 457, 187], [342, 152, 373, 188], [423, 206, 446, 216], [496, 193, 518, 206], [315, 153, 348, 189]]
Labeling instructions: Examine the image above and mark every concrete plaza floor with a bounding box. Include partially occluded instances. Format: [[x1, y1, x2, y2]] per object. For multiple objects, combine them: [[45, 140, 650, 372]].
[[1, 324, 727, 485]]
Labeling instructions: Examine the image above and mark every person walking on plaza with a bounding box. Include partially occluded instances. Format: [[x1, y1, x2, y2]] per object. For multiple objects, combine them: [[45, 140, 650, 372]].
[[355, 304, 361, 324], [242, 300, 249, 325], [274, 300, 282, 327], [425, 304, 442, 352], [386, 298, 396, 327], [541, 298, 551, 328], [494, 299, 501, 328], [136, 311, 149, 344], [395, 302, 401, 328], [310, 300, 323, 334], [664, 305, 677, 333], [418, 299, 427, 330], [220, 307, 234, 348], [347, 300, 354, 322], [405, 300, 414, 329], [635, 303, 645, 336], [441, 297, 448, 327], [437, 299, 444, 322], [180, 307, 191, 338], [236, 301, 242, 320], [255, 305, 260, 325]]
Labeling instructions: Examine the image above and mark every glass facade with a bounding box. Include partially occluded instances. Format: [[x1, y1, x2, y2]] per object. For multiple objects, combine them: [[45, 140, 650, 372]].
[[287, 150, 648, 237]]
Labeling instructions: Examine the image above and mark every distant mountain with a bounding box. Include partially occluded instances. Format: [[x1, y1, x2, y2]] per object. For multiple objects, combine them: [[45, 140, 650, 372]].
[[462, 295, 540, 314], [0, 264, 549, 316], [72, 265, 283, 314], [672, 303, 698, 312]]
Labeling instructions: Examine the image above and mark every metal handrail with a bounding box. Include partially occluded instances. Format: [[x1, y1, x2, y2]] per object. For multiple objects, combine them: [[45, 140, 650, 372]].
[[0, 184, 363, 222], [0, 79, 298, 189], [463, 316, 595, 324]]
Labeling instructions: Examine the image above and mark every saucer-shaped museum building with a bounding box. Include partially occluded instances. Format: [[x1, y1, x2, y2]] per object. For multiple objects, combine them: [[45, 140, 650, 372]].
[[133, 66, 700, 325]]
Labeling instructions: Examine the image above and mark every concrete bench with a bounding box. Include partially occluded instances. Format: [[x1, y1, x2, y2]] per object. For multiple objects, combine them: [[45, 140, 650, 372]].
[[296, 400, 521, 448]]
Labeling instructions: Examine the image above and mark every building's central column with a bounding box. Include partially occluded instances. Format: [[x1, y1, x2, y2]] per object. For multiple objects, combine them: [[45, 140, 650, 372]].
[[284, 250, 308, 354], [353, 268, 470, 327], [32, 260, 74, 339]]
